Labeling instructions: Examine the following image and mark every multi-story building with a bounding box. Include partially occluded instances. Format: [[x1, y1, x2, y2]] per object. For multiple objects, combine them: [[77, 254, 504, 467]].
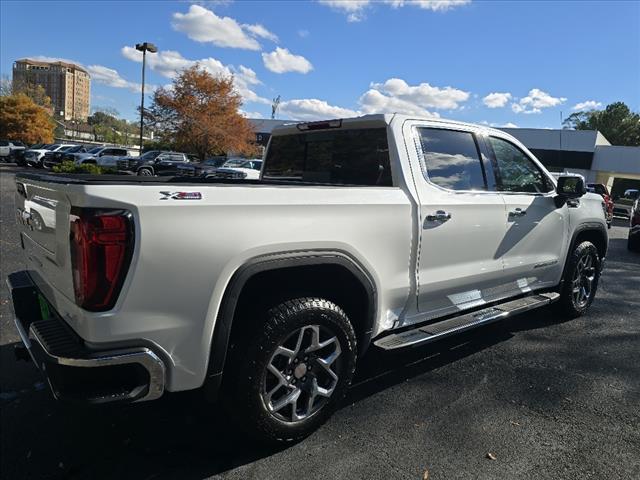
[[12, 58, 91, 121]]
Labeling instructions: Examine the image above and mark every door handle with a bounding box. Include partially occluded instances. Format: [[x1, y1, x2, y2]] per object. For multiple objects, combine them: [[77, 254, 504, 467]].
[[509, 208, 527, 217], [426, 210, 452, 222]]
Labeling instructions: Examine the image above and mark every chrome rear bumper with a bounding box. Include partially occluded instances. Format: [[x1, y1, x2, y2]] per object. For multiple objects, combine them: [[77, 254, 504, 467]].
[[8, 271, 165, 404]]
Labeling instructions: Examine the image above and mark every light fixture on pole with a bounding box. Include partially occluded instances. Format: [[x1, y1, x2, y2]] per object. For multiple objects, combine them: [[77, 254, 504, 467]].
[[135, 42, 157, 154]]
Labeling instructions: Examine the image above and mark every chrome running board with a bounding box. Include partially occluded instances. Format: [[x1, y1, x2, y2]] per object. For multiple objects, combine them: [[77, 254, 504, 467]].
[[374, 292, 560, 351]]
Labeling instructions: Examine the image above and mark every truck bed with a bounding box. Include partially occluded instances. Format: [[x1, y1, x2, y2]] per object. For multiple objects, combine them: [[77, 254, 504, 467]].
[[16, 171, 260, 186]]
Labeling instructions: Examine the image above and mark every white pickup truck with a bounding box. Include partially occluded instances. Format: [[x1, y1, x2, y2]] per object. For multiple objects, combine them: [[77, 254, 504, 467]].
[[8, 115, 608, 442]]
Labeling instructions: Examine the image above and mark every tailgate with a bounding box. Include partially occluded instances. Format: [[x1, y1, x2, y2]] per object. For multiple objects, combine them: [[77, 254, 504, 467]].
[[15, 176, 76, 304]]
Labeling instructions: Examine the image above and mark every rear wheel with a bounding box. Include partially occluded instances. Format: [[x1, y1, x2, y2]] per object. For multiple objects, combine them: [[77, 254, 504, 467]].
[[628, 234, 640, 252], [557, 241, 601, 318], [224, 297, 357, 443]]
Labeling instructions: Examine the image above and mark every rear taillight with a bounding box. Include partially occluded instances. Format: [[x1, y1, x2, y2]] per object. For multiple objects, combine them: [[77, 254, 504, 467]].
[[70, 209, 134, 311]]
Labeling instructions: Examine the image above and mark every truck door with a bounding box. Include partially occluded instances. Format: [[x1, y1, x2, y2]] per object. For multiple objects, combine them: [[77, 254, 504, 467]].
[[484, 135, 568, 292], [407, 124, 510, 319]]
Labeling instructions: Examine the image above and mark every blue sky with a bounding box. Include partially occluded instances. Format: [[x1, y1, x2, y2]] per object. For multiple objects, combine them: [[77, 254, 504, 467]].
[[1, 0, 639, 128]]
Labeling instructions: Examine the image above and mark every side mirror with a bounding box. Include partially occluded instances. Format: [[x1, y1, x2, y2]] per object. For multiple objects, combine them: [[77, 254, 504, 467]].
[[556, 175, 586, 198]]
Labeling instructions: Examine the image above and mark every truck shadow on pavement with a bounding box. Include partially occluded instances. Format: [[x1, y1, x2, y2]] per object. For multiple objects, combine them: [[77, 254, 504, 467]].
[[0, 321, 524, 479], [0, 306, 595, 480]]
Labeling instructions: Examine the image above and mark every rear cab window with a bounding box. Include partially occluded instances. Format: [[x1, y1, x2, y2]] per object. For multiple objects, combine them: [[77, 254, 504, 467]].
[[263, 127, 392, 186]]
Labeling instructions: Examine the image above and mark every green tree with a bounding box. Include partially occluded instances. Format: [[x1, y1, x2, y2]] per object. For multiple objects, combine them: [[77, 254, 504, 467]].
[[563, 102, 640, 146], [88, 108, 138, 145]]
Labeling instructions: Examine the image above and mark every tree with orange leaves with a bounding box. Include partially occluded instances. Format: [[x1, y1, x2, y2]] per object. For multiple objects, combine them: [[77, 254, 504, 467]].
[[0, 93, 54, 144], [145, 65, 258, 160]]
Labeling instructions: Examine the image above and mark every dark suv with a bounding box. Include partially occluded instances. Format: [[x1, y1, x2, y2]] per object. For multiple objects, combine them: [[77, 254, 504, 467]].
[[177, 157, 228, 177], [118, 150, 193, 176], [43, 145, 87, 169]]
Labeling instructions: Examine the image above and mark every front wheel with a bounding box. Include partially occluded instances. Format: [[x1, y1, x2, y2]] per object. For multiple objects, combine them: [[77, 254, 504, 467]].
[[137, 167, 153, 176], [557, 241, 601, 318], [225, 298, 357, 443]]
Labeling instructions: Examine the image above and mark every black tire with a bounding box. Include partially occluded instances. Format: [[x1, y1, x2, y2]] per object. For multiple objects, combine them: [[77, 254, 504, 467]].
[[137, 167, 153, 176], [628, 234, 640, 252], [224, 297, 357, 443], [557, 241, 601, 318]]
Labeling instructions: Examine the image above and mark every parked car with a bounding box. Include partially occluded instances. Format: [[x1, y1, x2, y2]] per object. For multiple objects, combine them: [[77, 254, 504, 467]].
[[0, 140, 26, 162], [613, 189, 640, 218], [42, 145, 87, 169], [177, 157, 228, 177], [62, 145, 103, 163], [206, 158, 263, 180], [118, 150, 192, 176], [628, 198, 640, 252], [8, 114, 608, 443], [587, 183, 613, 228], [25, 144, 76, 168], [72, 146, 133, 167]]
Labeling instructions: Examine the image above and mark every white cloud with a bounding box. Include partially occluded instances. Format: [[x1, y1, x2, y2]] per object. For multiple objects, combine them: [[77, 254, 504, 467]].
[[320, 0, 469, 21], [385, 0, 471, 11], [121, 46, 270, 105], [482, 92, 512, 108], [318, 0, 371, 22], [511, 103, 538, 114], [298, 29, 310, 38], [262, 47, 313, 74], [364, 78, 470, 113], [261, 76, 470, 122], [243, 23, 279, 43], [279, 98, 360, 121], [122, 47, 193, 78], [572, 100, 602, 111], [239, 110, 264, 119], [359, 89, 439, 117], [172, 5, 261, 50], [512, 88, 566, 114], [481, 120, 519, 128], [86, 65, 142, 92]]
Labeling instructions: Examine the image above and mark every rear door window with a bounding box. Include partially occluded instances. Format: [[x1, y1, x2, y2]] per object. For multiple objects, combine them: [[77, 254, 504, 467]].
[[417, 128, 486, 191], [264, 128, 392, 186]]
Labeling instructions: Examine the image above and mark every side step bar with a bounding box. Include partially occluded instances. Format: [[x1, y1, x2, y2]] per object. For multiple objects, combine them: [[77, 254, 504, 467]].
[[374, 292, 560, 351]]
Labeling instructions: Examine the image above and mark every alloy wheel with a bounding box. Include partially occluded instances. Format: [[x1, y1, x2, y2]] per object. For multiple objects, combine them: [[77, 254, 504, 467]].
[[261, 325, 342, 423], [572, 252, 596, 308]]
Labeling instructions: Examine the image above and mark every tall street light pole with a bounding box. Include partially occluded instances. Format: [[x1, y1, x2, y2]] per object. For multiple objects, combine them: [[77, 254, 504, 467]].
[[136, 42, 158, 155]]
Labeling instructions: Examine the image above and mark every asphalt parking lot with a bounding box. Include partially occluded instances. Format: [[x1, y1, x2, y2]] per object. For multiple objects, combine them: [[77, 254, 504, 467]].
[[1, 163, 639, 480]]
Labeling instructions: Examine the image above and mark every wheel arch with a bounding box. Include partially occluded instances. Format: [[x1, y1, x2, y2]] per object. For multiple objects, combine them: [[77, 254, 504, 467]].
[[204, 250, 377, 398], [560, 222, 608, 285], [571, 222, 608, 261], [137, 165, 154, 175]]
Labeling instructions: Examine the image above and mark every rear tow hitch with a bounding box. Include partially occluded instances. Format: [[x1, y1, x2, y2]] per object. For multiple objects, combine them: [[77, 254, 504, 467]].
[[14, 345, 30, 362]]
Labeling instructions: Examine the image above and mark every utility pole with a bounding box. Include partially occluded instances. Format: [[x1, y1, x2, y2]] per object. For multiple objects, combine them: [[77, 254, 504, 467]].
[[271, 95, 281, 120], [136, 42, 158, 154]]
